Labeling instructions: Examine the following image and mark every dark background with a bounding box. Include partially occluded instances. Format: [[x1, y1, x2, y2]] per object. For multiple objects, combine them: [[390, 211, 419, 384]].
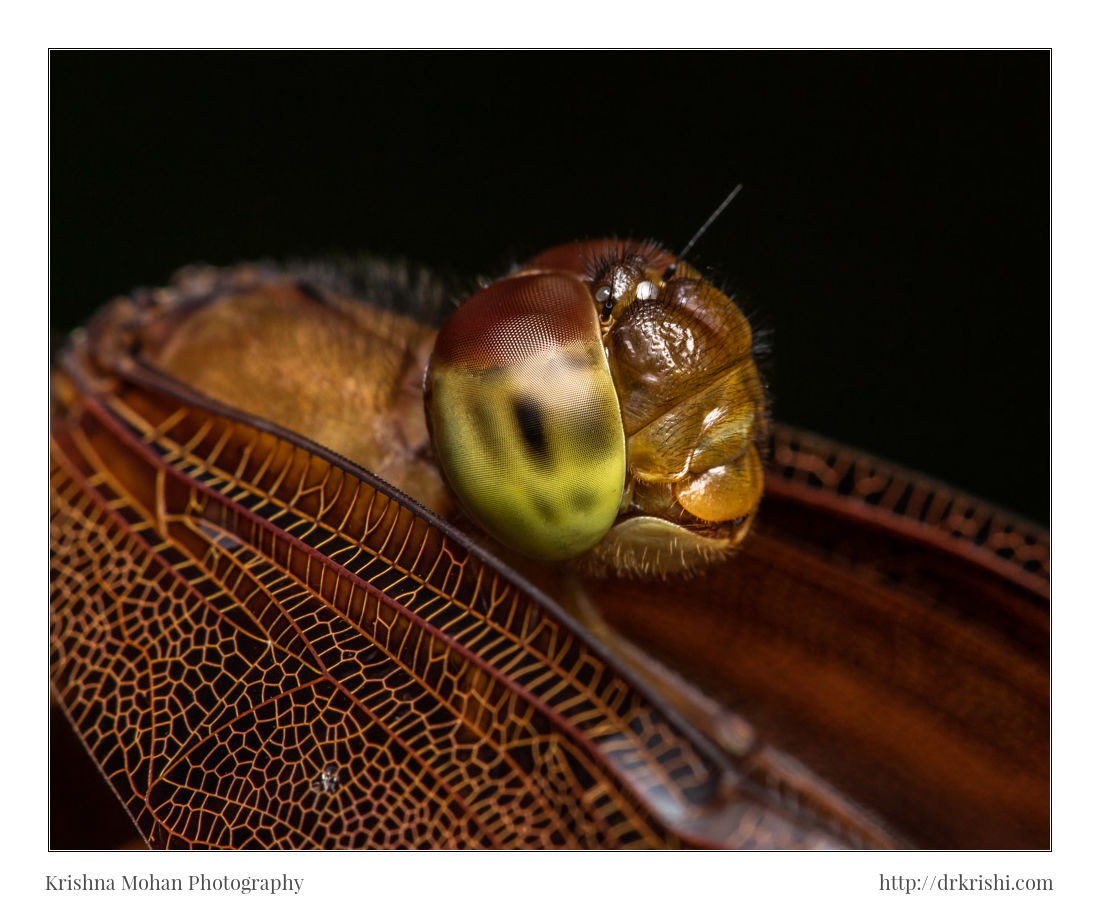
[[50, 51, 1049, 523]]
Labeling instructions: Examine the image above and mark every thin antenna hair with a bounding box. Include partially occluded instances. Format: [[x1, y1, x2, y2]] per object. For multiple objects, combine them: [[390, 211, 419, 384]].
[[664, 184, 744, 279]]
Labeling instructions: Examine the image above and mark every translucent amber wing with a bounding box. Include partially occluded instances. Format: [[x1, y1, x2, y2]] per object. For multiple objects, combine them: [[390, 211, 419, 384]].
[[50, 345, 847, 849], [576, 426, 1049, 849]]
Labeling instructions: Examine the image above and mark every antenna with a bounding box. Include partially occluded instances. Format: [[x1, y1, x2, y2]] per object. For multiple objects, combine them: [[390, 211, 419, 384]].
[[664, 183, 744, 280]]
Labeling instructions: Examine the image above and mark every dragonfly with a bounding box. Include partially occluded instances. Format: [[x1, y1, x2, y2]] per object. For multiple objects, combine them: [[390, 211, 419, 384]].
[[49, 237, 1049, 849]]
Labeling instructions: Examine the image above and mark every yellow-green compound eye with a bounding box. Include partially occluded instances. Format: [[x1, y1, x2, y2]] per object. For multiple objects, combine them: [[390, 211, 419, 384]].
[[425, 272, 626, 560]]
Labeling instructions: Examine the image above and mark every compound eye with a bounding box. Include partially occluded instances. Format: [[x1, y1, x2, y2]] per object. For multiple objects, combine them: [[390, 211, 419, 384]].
[[425, 273, 626, 560]]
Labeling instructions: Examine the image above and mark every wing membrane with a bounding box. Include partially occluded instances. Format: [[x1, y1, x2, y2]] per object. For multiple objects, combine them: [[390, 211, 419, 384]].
[[50, 340, 851, 849]]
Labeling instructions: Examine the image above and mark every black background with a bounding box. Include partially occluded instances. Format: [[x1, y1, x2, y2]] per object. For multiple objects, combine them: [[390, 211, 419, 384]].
[[50, 51, 1049, 523]]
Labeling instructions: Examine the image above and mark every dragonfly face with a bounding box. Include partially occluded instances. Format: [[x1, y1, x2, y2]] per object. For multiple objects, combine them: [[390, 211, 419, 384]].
[[425, 239, 767, 576]]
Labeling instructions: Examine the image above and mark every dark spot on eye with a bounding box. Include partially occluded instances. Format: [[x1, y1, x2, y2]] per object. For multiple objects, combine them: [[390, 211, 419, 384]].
[[513, 397, 550, 461], [571, 489, 596, 513], [472, 403, 505, 459], [575, 413, 621, 458], [472, 402, 492, 437], [532, 493, 557, 523]]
